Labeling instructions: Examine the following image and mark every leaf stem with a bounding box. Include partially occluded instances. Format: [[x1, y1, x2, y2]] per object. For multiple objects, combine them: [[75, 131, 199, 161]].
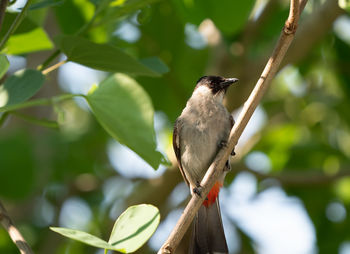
[[41, 59, 67, 75], [10, 111, 59, 128], [0, 93, 83, 113], [0, 0, 33, 50], [38, 49, 61, 71]]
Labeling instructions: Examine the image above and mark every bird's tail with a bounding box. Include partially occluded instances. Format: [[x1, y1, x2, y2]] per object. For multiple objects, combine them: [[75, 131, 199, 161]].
[[189, 198, 228, 254]]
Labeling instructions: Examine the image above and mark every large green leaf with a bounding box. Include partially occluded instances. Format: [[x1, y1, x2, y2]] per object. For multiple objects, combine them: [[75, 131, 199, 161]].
[[172, 0, 255, 35], [50, 204, 160, 252], [50, 227, 112, 249], [108, 204, 160, 253], [86, 73, 164, 169], [53, 0, 94, 35], [0, 54, 9, 79], [0, 69, 45, 108], [0, 13, 53, 54], [56, 35, 168, 76]]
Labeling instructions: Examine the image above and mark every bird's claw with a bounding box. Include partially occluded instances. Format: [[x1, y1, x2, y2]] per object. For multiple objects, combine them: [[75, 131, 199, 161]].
[[218, 140, 228, 149], [231, 149, 236, 156], [193, 181, 203, 197], [224, 160, 231, 171]]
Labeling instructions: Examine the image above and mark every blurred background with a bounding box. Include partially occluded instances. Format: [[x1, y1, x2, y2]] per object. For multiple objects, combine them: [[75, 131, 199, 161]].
[[1, 0, 350, 253]]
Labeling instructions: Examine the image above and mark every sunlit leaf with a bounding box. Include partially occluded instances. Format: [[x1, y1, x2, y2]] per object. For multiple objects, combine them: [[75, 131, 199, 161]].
[[5, 27, 53, 55], [56, 35, 167, 76], [0, 14, 53, 54], [339, 0, 350, 12], [50, 227, 113, 249], [0, 69, 45, 108], [108, 204, 160, 253], [50, 204, 159, 252], [0, 54, 9, 79], [86, 73, 165, 169]]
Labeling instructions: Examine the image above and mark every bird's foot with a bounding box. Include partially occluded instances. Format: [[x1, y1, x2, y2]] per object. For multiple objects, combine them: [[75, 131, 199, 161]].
[[224, 160, 231, 171], [192, 181, 203, 197], [218, 140, 228, 149], [231, 148, 236, 156]]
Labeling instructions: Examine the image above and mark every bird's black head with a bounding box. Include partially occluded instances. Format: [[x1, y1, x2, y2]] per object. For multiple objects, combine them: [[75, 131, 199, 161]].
[[195, 75, 238, 94]]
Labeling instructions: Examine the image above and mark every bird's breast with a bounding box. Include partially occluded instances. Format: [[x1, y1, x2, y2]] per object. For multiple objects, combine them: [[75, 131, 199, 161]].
[[179, 100, 231, 182]]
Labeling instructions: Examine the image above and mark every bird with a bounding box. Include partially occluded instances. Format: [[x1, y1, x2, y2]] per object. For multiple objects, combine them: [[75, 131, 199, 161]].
[[173, 75, 238, 254]]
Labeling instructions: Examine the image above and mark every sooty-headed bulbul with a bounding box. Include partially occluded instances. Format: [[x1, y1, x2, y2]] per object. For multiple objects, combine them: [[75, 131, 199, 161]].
[[173, 76, 238, 254]]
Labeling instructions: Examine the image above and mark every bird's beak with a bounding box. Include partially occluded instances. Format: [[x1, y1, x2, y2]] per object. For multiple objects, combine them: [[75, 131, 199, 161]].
[[220, 78, 239, 88]]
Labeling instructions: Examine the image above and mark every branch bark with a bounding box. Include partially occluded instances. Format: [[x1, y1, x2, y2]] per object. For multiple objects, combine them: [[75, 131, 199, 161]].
[[0, 201, 34, 254], [158, 0, 305, 253]]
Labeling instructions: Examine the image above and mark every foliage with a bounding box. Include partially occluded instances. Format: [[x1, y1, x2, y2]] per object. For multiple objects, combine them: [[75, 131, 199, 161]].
[[51, 204, 160, 253], [0, 0, 350, 253]]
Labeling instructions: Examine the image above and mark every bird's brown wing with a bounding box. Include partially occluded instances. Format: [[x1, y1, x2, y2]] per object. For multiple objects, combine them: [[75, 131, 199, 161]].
[[173, 118, 189, 186]]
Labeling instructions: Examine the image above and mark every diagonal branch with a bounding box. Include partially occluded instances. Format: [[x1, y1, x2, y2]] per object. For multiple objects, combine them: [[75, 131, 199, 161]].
[[0, 201, 34, 254], [158, 0, 306, 253]]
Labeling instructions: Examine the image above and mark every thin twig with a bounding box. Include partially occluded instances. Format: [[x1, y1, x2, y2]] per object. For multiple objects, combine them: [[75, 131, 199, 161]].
[[158, 0, 306, 253], [0, 201, 33, 254], [0, 93, 82, 113], [0, 0, 32, 50], [0, 0, 9, 33], [41, 59, 67, 75]]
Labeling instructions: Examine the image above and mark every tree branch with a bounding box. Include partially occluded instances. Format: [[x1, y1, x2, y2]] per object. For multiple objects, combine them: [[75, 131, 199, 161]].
[[225, 0, 343, 111], [0, 201, 33, 254], [158, 0, 305, 253]]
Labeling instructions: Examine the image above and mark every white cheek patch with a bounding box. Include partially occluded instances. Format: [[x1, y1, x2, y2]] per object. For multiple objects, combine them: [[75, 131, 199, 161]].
[[194, 85, 212, 97]]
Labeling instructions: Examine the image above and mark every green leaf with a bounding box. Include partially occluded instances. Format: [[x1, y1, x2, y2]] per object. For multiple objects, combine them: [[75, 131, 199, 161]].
[[50, 227, 113, 249], [140, 57, 169, 75], [100, 0, 160, 25], [53, 0, 94, 35], [86, 73, 164, 169], [0, 13, 53, 54], [108, 204, 160, 253], [6, 27, 54, 55], [0, 54, 9, 79], [339, 0, 350, 12], [29, 0, 64, 10], [50, 204, 159, 252], [0, 69, 45, 108], [56, 35, 168, 76]]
